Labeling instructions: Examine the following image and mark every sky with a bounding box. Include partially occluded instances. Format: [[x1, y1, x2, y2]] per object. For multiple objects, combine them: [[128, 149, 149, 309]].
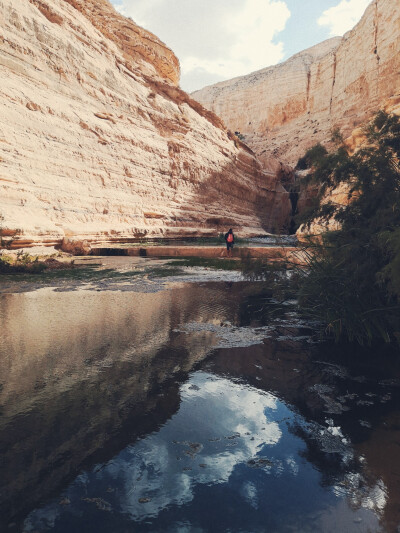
[[110, 0, 372, 93]]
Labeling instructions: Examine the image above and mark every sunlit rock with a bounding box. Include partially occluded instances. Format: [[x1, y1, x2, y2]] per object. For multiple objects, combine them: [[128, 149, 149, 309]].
[[0, 0, 292, 247], [192, 0, 400, 168]]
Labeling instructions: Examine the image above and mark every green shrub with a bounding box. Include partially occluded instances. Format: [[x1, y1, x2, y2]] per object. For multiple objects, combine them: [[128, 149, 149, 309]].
[[0, 251, 48, 274], [297, 111, 400, 345], [296, 143, 328, 170]]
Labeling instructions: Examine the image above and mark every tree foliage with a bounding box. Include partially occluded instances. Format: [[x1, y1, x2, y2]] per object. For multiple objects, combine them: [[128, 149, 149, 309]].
[[298, 111, 400, 345], [296, 143, 328, 170]]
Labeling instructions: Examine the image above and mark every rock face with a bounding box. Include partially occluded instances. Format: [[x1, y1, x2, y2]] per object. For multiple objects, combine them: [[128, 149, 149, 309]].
[[192, 0, 400, 167], [61, 0, 181, 86], [0, 0, 291, 247]]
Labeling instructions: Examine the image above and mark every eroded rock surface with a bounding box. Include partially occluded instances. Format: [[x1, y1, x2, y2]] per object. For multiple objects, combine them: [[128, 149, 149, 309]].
[[192, 0, 400, 167], [0, 0, 291, 247]]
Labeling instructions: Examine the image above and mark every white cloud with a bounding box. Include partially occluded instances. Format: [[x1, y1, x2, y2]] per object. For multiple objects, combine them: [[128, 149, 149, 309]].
[[112, 1, 126, 15], [318, 0, 372, 36], [116, 374, 282, 520], [112, 0, 290, 92]]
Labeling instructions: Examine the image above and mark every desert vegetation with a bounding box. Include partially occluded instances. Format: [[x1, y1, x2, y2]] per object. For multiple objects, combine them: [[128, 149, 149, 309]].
[[296, 111, 400, 345], [0, 214, 72, 274], [242, 111, 400, 345]]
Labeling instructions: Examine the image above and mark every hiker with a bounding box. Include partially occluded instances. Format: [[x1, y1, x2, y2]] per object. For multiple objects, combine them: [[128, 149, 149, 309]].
[[224, 228, 235, 257]]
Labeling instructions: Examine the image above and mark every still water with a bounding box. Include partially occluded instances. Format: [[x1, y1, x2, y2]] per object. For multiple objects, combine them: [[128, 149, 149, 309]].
[[1, 269, 400, 532]]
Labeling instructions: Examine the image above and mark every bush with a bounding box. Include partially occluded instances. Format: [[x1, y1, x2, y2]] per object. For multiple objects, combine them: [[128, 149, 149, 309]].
[[296, 143, 328, 170], [297, 112, 400, 345], [0, 251, 48, 274]]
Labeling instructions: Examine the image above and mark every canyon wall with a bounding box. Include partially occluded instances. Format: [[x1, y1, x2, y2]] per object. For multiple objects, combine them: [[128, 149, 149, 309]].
[[192, 0, 400, 168], [0, 0, 291, 247]]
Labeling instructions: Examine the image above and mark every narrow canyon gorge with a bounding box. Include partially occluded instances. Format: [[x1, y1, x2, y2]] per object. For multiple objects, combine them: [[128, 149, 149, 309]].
[[0, 0, 291, 248], [1, 0, 400, 247]]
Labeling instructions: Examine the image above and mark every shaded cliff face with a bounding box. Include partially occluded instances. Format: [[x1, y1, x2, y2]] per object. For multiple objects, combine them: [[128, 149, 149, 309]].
[[0, 0, 291, 246], [192, 0, 400, 168]]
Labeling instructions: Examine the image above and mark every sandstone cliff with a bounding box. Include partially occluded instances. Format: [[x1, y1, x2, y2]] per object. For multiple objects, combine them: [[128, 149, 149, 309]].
[[192, 0, 400, 168], [0, 0, 291, 247]]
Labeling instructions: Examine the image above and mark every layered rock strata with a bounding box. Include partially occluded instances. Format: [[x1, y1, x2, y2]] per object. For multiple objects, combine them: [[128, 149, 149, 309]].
[[192, 0, 400, 167], [0, 0, 291, 247]]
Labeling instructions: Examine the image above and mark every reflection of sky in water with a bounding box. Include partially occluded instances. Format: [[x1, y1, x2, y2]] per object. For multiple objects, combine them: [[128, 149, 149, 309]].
[[24, 372, 383, 533], [116, 373, 281, 520]]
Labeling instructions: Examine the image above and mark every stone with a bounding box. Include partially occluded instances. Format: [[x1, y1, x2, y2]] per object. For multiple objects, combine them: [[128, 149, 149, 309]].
[[246, 457, 273, 468], [60, 238, 91, 256], [89, 245, 306, 265]]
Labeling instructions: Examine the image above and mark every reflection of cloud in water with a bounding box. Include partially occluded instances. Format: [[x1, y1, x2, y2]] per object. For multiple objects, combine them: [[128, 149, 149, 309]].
[[116, 372, 282, 519], [362, 480, 387, 512], [23, 373, 288, 531], [23, 370, 387, 532], [333, 474, 387, 515], [241, 481, 258, 509], [285, 455, 299, 476]]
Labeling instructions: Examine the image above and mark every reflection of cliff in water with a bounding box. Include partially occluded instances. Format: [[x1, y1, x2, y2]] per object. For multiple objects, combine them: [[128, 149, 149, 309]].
[[1, 282, 400, 531], [0, 284, 243, 526]]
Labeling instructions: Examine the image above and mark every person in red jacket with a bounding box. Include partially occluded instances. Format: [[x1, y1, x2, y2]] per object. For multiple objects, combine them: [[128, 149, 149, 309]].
[[224, 228, 235, 257]]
